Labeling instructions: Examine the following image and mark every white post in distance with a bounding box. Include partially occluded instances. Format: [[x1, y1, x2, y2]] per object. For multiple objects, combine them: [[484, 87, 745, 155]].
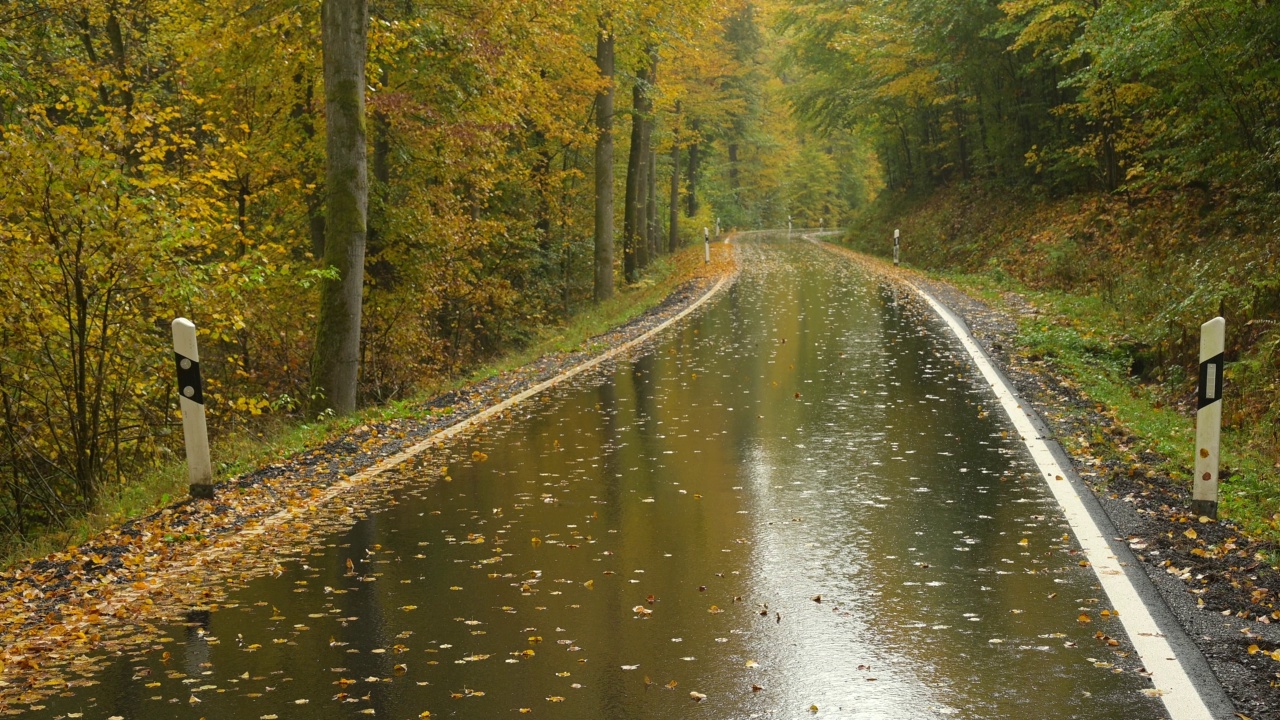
[[172, 318, 215, 499], [893, 228, 901, 266], [787, 215, 793, 241], [703, 227, 710, 264], [1193, 317, 1225, 519], [715, 217, 721, 237]]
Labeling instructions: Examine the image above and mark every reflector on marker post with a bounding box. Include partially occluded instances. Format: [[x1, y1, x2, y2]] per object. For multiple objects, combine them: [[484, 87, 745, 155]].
[[1193, 317, 1224, 519], [172, 318, 215, 499]]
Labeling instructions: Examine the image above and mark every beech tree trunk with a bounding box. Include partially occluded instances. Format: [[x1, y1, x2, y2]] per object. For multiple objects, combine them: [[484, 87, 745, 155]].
[[288, 67, 326, 257], [593, 19, 615, 303], [668, 110, 681, 253], [635, 137, 650, 270], [646, 145, 659, 257], [625, 47, 661, 277], [309, 0, 369, 416], [645, 48, 660, 258], [623, 60, 648, 282], [686, 120, 701, 217], [367, 66, 393, 291], [728, 142, 739, 191]]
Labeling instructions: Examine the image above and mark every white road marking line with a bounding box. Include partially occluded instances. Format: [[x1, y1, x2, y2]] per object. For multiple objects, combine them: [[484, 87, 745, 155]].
[[905, 280, 1215, 720]]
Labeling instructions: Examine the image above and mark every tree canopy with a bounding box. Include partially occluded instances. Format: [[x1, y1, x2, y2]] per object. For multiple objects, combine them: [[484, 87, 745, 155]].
[[782, 0, 1280, 197]]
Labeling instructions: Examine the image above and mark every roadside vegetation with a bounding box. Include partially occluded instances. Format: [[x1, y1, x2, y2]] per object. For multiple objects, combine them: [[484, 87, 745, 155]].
[[7, 0, 1276, 565], [0, 242, 723, 570], [845, 185, 1280, 543], [0, 1, 871, 557], [776, 0, 1279, 543]]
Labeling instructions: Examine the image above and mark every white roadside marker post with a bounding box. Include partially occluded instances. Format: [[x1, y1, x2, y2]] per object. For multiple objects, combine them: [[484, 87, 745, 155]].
[[893, 228, 901, 266], [704, 227, 710, 264], [1193, 317, 1225, 519], [787, 215, 792, 241], [715, 217, 721, 237], [172, 318, 215, 499]]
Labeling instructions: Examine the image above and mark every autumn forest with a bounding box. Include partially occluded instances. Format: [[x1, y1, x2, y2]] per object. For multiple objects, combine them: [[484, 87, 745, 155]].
[[2, 0, 1279, 548]]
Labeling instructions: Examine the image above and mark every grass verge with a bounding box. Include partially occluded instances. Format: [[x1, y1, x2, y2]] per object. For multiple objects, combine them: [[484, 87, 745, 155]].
[[940, 270, 1280, 544], [844, 181, 1278, 547], [1, 244, 728, 570]]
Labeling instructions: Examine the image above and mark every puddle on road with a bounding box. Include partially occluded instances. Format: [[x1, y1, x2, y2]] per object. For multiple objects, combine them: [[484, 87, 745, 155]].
[[29, 238, 1165, 719]]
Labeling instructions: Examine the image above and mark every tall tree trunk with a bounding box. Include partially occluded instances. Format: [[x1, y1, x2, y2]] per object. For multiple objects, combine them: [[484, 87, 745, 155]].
[[530, 71, 554, 249], [975, 90, 992, 177], [634, 136, 650, 272], [372, 69, 391, 188], [668, 106, 681, 253], [531, 128, 553, 244], [593, 18, 615, 303], [291, 67, 328, 257], [366, 63, 389, 284], [646, 145, 659, 257], [624, 59, 648, 281], [892, 110, 913, 188], [686, 120, 701, 217], [728, 142, 739, 191], [952, 83, 970, 180], [1099, 125, 1120, 191], [309, 0, 369, 416], [645, 48, 660, 258]]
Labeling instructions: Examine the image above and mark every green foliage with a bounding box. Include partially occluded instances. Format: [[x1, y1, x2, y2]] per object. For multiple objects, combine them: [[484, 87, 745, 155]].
[[0, 117, 181, 528], [782, 0, 1280, 201], [0, 0, 763, 544], [845, 182, 1280, 488], [690, 4, 879, 231], [1061, 0, 1280, 194]]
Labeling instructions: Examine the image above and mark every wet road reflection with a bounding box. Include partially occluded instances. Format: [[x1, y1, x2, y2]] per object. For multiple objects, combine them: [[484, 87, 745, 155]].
[[32, 237, 1165, 719]]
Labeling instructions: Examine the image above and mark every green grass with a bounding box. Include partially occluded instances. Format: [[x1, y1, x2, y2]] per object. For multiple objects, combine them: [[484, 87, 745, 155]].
[[848, 182, 1279, 547], [945, 270, 1280, 543], [1, 251, 705, 570]]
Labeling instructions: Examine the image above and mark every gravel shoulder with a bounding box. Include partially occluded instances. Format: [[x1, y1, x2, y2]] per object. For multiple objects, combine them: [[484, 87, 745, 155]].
[[0, 255, 737, 711], [848, 246, 1280, 720]]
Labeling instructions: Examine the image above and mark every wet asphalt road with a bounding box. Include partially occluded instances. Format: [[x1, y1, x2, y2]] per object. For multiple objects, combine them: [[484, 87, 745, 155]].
[[30, 237, 1169, 719]]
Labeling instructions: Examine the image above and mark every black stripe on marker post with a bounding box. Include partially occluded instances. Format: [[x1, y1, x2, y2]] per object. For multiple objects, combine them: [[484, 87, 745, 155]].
[[175, 353, 204, 405], [1197, 352, 1224, 410]]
